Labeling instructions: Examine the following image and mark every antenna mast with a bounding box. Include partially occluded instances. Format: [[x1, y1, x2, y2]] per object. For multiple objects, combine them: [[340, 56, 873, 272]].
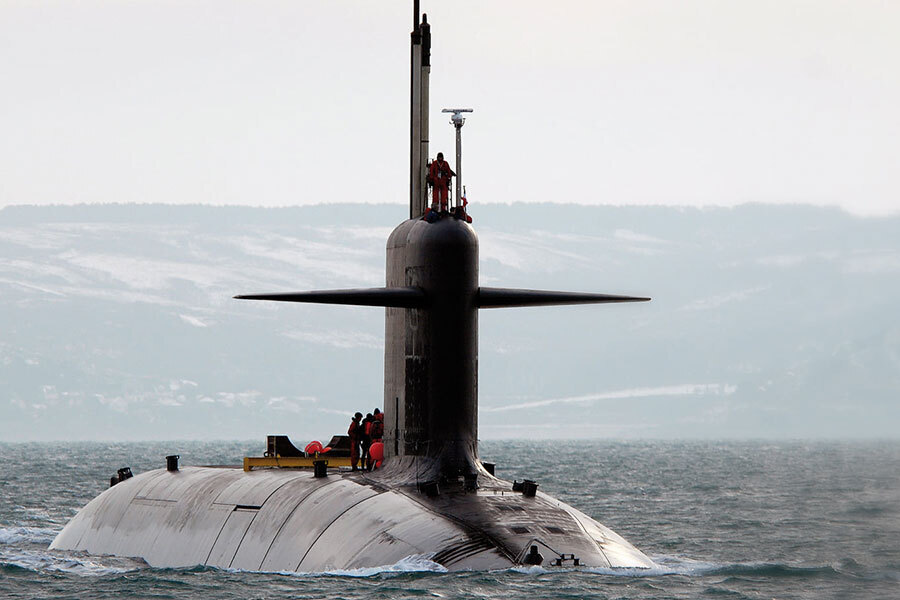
[[442, 108, 473, 210], [409, 6, 431, 219]]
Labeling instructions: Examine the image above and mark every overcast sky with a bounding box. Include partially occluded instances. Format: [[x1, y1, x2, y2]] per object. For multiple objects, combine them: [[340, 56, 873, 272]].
[[2, 1, 898, 216]]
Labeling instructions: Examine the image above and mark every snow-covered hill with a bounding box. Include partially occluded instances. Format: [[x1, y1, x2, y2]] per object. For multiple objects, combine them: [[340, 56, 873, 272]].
[[2, 203, 898, 441]]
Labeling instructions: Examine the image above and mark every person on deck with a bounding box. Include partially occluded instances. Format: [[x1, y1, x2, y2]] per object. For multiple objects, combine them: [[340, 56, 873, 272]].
[[371, 408, 384, 441], [368, 409, 385, 470], [360, 413, 374, 471], [428, 152, 455, 212], [348, 412, 363, 471]]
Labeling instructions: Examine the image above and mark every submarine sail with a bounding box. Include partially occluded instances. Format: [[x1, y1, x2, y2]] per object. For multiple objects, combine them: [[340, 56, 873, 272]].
[[51, 5, 655, 572]]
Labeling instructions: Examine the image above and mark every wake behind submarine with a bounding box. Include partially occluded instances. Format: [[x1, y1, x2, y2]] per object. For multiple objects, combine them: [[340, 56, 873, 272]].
[[51, 5, 655, 571]]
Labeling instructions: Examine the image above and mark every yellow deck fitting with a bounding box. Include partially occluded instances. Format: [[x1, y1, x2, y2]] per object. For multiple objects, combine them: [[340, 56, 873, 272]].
[[242, 456, 354, 471]]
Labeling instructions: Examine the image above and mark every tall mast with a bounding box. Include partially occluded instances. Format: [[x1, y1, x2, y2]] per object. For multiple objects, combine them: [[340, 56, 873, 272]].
[[409, 5, 430, 219], [442, 108, 473, 209]]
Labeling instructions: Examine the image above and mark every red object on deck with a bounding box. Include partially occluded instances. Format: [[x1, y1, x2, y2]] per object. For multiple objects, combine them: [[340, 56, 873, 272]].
[[304, 441, 324, 455], [369, 441, 384, 468]]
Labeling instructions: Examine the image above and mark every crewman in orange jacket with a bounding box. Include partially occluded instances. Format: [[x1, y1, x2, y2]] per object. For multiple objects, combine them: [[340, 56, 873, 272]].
[[348, 412, 363, 471], [428, 152, 455, 212]]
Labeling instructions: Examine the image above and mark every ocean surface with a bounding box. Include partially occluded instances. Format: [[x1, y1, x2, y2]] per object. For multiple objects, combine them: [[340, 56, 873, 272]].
[[1, 440, 897, 599]]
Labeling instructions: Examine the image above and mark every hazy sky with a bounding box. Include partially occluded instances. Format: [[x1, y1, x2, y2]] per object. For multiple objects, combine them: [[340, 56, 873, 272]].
[[2, 1, 898, 215]]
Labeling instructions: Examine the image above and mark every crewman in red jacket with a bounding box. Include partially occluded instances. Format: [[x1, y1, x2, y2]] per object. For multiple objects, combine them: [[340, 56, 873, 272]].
[[371, 408, 384, 441], [428, 152, 455, 212], [367, 409, 385, 470], [348, 412, 363, 471]]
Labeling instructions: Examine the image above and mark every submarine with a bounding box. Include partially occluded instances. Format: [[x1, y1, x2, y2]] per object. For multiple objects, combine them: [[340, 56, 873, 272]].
[[51, 5, 655, 571]]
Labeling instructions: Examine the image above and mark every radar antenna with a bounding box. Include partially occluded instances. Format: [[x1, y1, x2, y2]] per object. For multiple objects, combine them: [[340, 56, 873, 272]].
[[441, 108, 473, 210]]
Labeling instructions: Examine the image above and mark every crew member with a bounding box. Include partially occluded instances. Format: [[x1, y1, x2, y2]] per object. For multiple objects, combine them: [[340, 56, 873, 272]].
[[365, 408, 384, 471], [368, 409, 384, 470], [428, 152, 455, 212], [348, 412, 363, 471], [371, 408, 384, 441], [360, 413, 374, 471]]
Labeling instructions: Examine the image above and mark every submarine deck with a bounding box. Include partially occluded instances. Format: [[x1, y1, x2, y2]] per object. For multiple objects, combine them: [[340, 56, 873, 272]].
[[51, 465, 654, 572]]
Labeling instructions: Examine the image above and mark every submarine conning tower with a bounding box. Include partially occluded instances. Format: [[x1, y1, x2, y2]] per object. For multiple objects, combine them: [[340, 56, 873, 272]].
[[235, 6, 650, 487], [384, 216, 479, 480]]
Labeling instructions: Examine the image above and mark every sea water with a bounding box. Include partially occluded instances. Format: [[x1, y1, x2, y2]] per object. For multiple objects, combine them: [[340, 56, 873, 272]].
[[1, 440, 897, 599]]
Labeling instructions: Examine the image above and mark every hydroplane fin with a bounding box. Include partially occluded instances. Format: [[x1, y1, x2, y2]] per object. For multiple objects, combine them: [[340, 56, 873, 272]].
[[477, 287, 650, 308], [234, 287, 427, 308], [236, 287, 649, 309]]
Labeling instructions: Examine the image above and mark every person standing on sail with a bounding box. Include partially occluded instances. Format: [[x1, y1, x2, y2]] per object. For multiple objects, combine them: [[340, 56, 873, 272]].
[[428, 152, 455, 212]]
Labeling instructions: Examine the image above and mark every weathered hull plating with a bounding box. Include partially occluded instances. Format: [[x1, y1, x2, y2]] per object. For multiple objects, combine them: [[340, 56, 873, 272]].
[[51, 467, 654, 571]]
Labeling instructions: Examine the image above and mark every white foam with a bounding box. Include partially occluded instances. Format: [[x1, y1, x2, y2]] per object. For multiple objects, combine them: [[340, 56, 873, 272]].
[[259, 554, 448, 578], [586, 556, 722, 577], [504, 556, 723, 578], [0, 526, 58, 545], [510, 565, 550, 575], [0, 548, 144, 576]]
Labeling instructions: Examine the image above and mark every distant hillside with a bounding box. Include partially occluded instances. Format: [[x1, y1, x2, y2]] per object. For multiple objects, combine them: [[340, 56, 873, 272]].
[[1, 203, 898, 441]]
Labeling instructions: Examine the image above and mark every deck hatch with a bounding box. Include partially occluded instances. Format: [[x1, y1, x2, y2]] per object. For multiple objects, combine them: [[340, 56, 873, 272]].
[[496, 505, 526, 512], [545, 526, 565, 534]]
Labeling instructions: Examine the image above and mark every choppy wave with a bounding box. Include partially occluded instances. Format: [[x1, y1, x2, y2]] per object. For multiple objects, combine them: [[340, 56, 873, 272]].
[[0, 548, 145, 576], [0, 525, 147, 577], [606, 556, 842, 579], [0, 541, 846, 582], [225, 554, 449, 578], [509, 557, 716, 578], [703, 562, 842, 579], [0, 525, 58, 545], [1, 539, 447, 579], [509, 556, 843, 580], [313, 554, 449, 577]]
